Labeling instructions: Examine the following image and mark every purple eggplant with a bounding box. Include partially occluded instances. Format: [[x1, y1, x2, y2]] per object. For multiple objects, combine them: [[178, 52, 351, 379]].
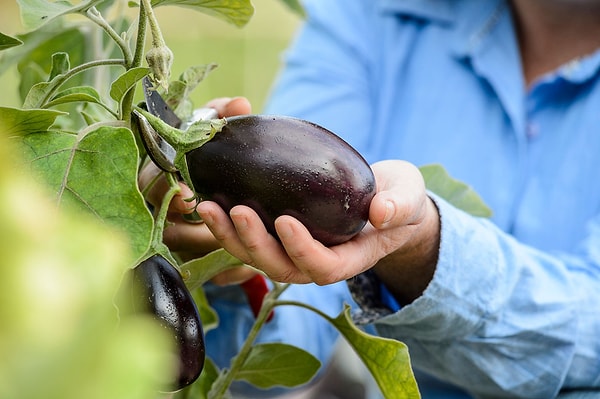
[[132, 255, 205, 391], [186, 115, 376, 246]]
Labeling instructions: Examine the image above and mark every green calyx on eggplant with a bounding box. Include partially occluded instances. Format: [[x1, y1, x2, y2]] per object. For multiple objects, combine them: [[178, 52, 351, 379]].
[[134, 109, 376, 246], [131, 254, 205, 391]]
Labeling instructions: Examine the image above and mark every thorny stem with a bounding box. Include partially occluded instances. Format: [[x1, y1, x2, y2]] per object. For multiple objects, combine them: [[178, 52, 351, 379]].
[[208, 283, 291, 399], [85, 7, 133, 67], [140, 0, 167, 48], [133, 0, 148, 68], [120, 0, 148, 125]]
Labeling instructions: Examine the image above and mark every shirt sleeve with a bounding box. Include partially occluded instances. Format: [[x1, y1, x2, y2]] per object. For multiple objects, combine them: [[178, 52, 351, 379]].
[[348, 192, 600, 398]]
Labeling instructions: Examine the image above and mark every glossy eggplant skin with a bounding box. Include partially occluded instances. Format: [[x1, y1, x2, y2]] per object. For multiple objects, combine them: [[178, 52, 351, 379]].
[[132, 255, 205, 391], [186, 115, 376, 246]]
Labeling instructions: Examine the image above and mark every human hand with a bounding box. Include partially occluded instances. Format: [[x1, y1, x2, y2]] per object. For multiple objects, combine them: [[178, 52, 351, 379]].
[[196, 160, 441, 302], [138, 97, 259, 284]]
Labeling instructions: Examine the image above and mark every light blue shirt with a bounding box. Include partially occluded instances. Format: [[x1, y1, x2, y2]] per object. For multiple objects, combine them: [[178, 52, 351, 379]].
[[205, 0, 600, 398]]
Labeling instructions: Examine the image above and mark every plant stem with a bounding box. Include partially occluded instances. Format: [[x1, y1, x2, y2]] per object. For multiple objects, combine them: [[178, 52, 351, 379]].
[[133, 0, 148, 68], [273, 300, 334, 323], [37, 58, 126, 108], [120, 0, 149, 125], [85, 7, 133, 67], [152, 172, 180, 245], [208, 283, 291, 398]]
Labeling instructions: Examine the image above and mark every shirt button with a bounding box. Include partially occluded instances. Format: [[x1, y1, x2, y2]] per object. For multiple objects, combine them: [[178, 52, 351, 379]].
[[526, 123, 539, 139]]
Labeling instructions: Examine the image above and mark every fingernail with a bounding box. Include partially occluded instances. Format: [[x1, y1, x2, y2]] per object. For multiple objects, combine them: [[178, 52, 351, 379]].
[[198, 209, 213, 225], [231, 211, 248, 230], [276, 221, 294, 241], [383, 200, 395, 226]]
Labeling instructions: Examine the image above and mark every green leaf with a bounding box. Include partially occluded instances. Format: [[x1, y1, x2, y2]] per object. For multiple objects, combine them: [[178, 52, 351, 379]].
[[22, 79, 52, 109], [19, 126, 153, 259], [48, 52, 70, 81], [45, 86, 102, 108], [178, 357, 220, 398], [0, 32, 23, 51], [191, 287, 219, 332], [236, 343, 320, 389], [17, 0, 72, 30], [109, 67, 150, 104], [277, 0, 306, 18], [162, 63, 218, 119], [181, 248, 245, 291], [0, 106, 66, 135], [151, 0, 254, 28], [16, 0, 104, 31], [419, 163, 493, 218], [17, 61, 47, 104], [332, 305, 421, 399]]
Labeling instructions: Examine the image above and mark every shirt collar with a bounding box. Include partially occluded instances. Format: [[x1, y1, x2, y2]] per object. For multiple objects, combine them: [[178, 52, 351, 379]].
[[377, 0, 454, 24], [551, 50, 600, 85], [376, 0, 509, 59], [377, 0, 600, 85]]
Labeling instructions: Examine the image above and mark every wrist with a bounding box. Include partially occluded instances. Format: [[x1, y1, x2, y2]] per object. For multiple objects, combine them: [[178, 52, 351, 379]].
[[373, 196, 441, 305]]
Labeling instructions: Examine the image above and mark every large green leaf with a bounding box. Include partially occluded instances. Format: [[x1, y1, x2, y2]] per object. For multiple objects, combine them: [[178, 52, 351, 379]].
[[0, 32, 23, 51], [236, 343, 320, 389], [419, 163, 492, 218], [332, 305, 421, 399], [17, 124, 153, 259], [150, 0, 254, 28]]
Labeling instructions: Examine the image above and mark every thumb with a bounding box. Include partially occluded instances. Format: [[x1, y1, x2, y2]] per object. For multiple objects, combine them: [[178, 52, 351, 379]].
[[368, 160, 427, 229]]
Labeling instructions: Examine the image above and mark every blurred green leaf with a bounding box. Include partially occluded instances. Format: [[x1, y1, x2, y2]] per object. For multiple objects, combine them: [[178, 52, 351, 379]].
[[110, 67, 150, 104], [17, 61, 47, 104], [236, 343, 320, 388], [420, 163, 492, 218], [277, 0, 306, 18], [0, 32, 23, 51], [0, 134, 174, 399], [192, 287, 219, 332], [163, 63, 218, 119], [18, 126, 153, 259], [0, 106, 65, 134], [151, 0, 254, 28], [332, 305, 420, 399], [16, 0, 104, 31]]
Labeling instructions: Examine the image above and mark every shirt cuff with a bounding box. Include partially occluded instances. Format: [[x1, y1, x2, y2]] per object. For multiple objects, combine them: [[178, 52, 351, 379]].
[[346, 270, 394, 325]]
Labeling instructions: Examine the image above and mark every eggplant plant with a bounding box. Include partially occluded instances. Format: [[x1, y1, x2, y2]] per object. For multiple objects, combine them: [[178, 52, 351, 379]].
[[0, 0, 492, 398]]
